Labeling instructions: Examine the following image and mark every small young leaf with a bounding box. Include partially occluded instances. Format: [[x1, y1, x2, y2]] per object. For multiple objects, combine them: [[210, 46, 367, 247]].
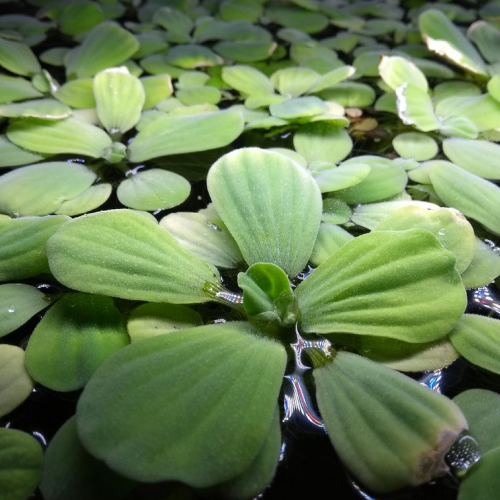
[[207, 148, 322, 276], [306, 66, 355, 94], [165, 44, 223, 69], [127, 303, 203, 342], [25, 293, 130, 391], [77, 322, 287, 485], [0, 428, 43, 500], [314, 352, 467, 493], [310, 223, 354, 267], [53, 79, 96, 109], [461, 237, 500, 289], [449, 314, 500, 375], [270, 96, 328, 119], [271, 67, 319, 97], [141, 75, 173, 109], [297, 230, 466, 342], [0, 284, 51, 338], [0, 345, 34, 417], [47, 210, 220, 304], [393, 132, 438, 161], [314, 163, 371, 193], [322, 197, 352, 224]]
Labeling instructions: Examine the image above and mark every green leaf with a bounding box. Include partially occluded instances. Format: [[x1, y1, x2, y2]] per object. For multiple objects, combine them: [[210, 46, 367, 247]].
[[0, 135, 47, 168], [271, 67, 319, 97], [244, 93, 287, 109], [458, 448, 500, 500], [94, 67, 145, 134], [0, 37, 41, 76], [468, 21, 500, 64], [77, 322, 287, 485], [0, 162, 97, 217], [0, 345, 34, 418], [429, 162, 500, 234], [373, 206, 475, 274], [40, 417, 134, 500], [322, 197, 352, 224], [310, 223, 354, 267], [40, 47, 69, 67], [297, 229, 466, 342], [461, 237, 500, 289], [379, 55, 429, 92], [438, 115, 478, 139], [334, 156, 408, 204], [47, 210, 220, 304], [207, 148, 322, 276], [393, 132, 438, 161], [7, 117, 112, 158], [65, 22, 139, 78], [419, 9, 488, 76], [0, 428, 43, 500], [314, 351, 467, 493], [306, 66, 355, 93], [127, 110, 244, 162], [58, 1, 104, 36], [176, 86, 221, 106], [293, 122, 352, 164], [314, 163, 371, 193], [127, 303, 203, 343], [154, 7, 193, 43], [222, 65, 275, 96], [0, 74, 42, 104], [0, 215, 69, 281], [265, 6, 329, 34], [0, 284, 52, 338], [0, 98, 72, 120], [442, 138, 500, 180], [160, 211, 243, 269], [269, 96, 328, 119], [238, 263, 296, 324], [433, 81, 482, 102], [449, 314, 500, 375], [487, 74, 500, 103], [25, 293, 129, 391], [396, 83, 440, 132], [214, 41, 276, 63], [141, 75, 173, 109], [117, 168, 190, 211], [220, 0, 263, 23], [54, 183, 112, 217], [165, 44, 223, 69], [53, 79, 96, 109], [318, 82, 376, 107], [454, 389, 500, 454]]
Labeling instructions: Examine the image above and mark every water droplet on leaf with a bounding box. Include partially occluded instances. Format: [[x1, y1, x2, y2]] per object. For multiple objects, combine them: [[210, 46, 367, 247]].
[[446, 432, 481, 476], [7, 306, 15, 313]]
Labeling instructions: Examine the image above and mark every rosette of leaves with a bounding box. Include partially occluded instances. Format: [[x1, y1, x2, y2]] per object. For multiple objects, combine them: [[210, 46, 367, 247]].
[[39, 148, 478, 497]]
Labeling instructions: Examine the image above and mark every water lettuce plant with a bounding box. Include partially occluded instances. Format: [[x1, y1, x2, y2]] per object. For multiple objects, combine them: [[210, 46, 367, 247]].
[[2, 1, 500, 500]]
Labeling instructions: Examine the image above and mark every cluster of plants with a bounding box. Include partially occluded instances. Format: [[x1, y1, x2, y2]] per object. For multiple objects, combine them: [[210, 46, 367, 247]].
[[2, 0, 500, 498]]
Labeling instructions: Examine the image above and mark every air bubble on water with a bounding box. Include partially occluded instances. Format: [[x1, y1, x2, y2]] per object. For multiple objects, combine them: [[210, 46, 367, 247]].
[[206, 220, 221, 231], [484, 239, 500, 254], [7, 306, 15, 313], [446, 432, 481, 474]]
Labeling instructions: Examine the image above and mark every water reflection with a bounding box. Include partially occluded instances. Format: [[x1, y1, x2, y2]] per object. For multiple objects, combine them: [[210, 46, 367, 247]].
[[446, 432, 481, 474], [469, 286, 500, 317], [419, 360, 467, 394]]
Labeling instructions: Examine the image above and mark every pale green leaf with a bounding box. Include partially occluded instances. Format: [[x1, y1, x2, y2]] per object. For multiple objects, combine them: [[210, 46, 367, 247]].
[[269, 96, 328, 119], [461, 237, 500, 289], [244, 93, 287, 109], [127, 302, 203, 342], [487, 74, 500, 103], [321, 197, 351, 224], [293, 122, 352, 164], [310, 223, 354, 266], [454, 389, 500, 454], [419, 9, 488, 76], [141, 75, 173, 109], [160, 211, 243, 269], [458, 447, 500, 500], [265, 7, 329, 34], [373, 206, 475, 273], [379, 55, 428, 92], [467, 20, 500, 64], [393, 132, 438, 161], [0, 37, 41, 76], [40, 47, 69, 67], [0, 74, 42, 104], [207, 148, 322, 276], [0, 162, 96, 217], [271, 67, 319, 97], [0, 428, 43, 500], [408, 160, 454, 185], [314, 351, 467, 493], [176, 86, 221, 106], [318, 82, 376, 107], [222, 65, 274, 96], [429, 162, 500, 234], [47, 210, 220, 304], [65, 22, 139, 78], [128, 110, 244, 162], [449, 314, 500, 375], [40, 417, 134, 500], [53, 79, 96, 109], [297, 230, 466, 342], [166, 44, 223, 69], [439, 115, 478, 139], [0, 345, 34, 417], [0, 215, 69, 281], [396, 83, 440, 132], [214, 41, 276, 62], [306, 66, 355, 94], [54, 183, 112, 217], [314, 163, 371, 193], [0, 135, 47, 168], [442, 138, 500, 180], [0, 99, 72, 119], [334, 156, 408, 204], [94, 67, 145, 134], [117, 168, 190, 211], [433, 81, 482, 102], [154, 7, 193, 43], [0, 284, 51, 338], [7, 117, 112, 158], [77, 322, 287, 485], [25, 293, 129, 391]]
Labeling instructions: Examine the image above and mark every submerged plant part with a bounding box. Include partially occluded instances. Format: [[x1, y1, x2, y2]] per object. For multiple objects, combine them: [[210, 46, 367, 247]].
[[2, 1, 500, 500]]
